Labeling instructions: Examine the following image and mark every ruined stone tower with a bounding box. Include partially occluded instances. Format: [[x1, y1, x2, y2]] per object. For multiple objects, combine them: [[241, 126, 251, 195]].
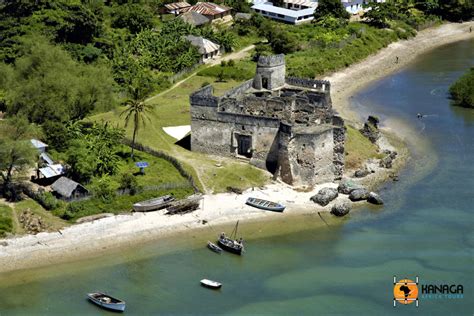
[[253, 54, 286, 90]]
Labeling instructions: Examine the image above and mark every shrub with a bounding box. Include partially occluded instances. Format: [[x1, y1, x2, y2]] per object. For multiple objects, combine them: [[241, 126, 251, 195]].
[[35, 192, 63, 210], [119, 173, 139, 195], [89, 176, 117, 202], [449, 68, 474, 108]]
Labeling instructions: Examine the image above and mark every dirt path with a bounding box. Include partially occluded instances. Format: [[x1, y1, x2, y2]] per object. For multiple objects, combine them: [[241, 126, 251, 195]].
[[146, 44, 255, 103]]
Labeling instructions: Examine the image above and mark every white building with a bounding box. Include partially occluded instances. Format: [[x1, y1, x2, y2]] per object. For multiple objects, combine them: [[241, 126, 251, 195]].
[[251, 1, 316, 24], [251, 0, 385, 23]]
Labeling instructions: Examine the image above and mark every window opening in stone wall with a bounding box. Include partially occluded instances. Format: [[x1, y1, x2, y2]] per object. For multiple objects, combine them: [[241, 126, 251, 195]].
[[262, 77, 269, 89]]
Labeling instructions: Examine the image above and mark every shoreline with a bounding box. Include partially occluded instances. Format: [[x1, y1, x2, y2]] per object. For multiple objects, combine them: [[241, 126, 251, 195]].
[[0, 22, 472, 274]]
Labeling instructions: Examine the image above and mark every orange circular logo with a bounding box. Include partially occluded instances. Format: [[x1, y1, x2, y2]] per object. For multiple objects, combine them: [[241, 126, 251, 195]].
[[393, 279, 418, 304]]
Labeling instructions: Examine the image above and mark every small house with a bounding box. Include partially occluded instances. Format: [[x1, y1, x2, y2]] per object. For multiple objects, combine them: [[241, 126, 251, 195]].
[[51, 176, 89, 201], [185, 35, 221, 62], [179, 11, 210, 27]]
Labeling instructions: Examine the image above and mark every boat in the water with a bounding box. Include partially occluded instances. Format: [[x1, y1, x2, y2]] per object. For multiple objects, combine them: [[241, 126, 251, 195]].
[[87, 292, 126, 312], [133, 195, 174, 212], [200, 279, 222, 289], [217, 221, 244, 255], [207, 241, 222, 254], [246, 197, 285, 212]]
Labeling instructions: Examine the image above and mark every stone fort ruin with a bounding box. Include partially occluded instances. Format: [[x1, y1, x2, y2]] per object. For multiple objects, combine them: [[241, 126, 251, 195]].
[[190, 54, 345, 186]]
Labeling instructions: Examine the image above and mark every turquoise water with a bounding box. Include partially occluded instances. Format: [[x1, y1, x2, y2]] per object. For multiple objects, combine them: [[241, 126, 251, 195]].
[[0, 40, 473, 315]]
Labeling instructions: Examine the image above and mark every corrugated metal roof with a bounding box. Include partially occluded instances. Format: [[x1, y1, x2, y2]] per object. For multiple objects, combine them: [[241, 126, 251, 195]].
[[185, 35, 220, 54], [39, 164, 64, 178], [164, 1, 191, 11], [180, 2, 231, 16], [40, 152, 54, 165], [252, 3, 315, 18], [30, 139, 48, 149]]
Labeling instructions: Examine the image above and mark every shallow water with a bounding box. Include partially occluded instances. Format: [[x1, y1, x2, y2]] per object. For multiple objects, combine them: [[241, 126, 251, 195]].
[[0, 40, 473, 315]]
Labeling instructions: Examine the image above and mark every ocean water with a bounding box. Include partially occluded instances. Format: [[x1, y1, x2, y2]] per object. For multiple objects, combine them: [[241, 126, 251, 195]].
[[0, 40, 473, 315]]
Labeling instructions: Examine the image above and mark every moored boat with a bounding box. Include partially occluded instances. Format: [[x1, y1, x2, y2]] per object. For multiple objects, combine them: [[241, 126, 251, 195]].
[[217, 221, 244, 255], [246, 197, 285, 212], [207, 241, 222, 254], [200, 279, 222, 289], [87, 292, 126, 312], [133, 195, 174, 212]]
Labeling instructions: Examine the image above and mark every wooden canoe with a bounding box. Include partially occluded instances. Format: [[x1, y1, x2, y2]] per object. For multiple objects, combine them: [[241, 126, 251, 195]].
[[133, 195, 175, 212], [246, 197, 285, 212], [87, 292, 126, 312]]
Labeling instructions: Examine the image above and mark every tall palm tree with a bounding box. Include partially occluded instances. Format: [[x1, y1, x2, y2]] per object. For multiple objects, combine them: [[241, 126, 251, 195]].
[[120, 85, 154, 158]]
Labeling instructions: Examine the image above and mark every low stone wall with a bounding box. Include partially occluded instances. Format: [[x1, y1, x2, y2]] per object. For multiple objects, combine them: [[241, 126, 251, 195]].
[[286, 77, 331, 92]]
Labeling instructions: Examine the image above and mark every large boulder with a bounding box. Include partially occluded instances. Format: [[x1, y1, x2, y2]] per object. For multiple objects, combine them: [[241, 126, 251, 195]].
[[354, 168, 370, 178], [338, 179, 364, 194], [310, 188, 338, 206], [379, 156, 393, 169], [360, 115, 380, 143], [331, 202, 351, 217], [367, 192, 384, 205], [349, 188, 370, 201]]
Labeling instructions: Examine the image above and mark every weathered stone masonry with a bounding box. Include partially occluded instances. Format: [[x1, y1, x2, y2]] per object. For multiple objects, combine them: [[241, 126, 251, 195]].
[[190, 54, 345, 186]]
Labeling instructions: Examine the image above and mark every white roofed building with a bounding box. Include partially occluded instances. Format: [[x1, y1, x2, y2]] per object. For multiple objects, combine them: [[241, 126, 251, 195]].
[[185, 35, 221, 63], [251, 2, 316, 24]]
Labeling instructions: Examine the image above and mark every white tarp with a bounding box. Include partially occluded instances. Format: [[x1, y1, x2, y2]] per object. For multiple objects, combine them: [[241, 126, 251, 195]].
[[162, 125, 191, 141]]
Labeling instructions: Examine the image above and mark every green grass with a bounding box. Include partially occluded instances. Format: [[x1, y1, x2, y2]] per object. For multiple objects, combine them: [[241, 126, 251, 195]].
[[0, 204, 14, 237], [345, 125, 383, 170], [197, 59, 255, 81]]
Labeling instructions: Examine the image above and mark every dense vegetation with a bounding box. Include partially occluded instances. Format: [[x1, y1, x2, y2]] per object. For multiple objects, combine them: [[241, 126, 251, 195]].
[[449, 68, 474, 108]]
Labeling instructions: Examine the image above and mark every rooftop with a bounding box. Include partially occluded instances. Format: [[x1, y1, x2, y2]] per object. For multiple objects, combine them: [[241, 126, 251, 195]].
[[164, 2, 191, 11], [179, 11, 210, 26], [51, 176, 87, 198], [30, 139, 48, 149], [251, 3, 315, 18], [180, 2, 231, 16], [185, 35, 220, 54]]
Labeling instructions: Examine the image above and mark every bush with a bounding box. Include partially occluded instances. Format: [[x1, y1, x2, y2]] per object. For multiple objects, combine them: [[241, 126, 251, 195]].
[[89, 176, 117, 202], [449, 68, 474, 108], [35, 192, 63, 210], [119, 173, 139, 195]]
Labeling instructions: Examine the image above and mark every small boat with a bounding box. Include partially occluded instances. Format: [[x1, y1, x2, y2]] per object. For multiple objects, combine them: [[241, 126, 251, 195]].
[[133, 195, 175, 212], [166, 195, 202, 215], [87, 292, 126, 312], [246, 197, 285, 212], [200, 279, 222, 289], [217, 221, 244, 255], [207, 241, 222, 254]]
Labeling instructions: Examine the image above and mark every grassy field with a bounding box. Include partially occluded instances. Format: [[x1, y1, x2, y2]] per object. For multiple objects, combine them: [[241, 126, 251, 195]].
[[0, 203, 13, 237], [91, 75, 270, 193], [344, 126, 383, 170]]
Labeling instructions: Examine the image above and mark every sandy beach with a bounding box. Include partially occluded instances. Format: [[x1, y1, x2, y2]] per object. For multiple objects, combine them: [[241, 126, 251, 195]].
[[0, 22, 472, 274]]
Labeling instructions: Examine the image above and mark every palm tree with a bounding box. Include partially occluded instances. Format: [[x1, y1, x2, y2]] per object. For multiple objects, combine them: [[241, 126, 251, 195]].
[[120, 84, 154, 158]]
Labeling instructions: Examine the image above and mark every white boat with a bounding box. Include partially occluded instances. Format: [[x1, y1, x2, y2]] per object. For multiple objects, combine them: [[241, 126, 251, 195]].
[[207, 241, 222, 254], [87, 292, 126, 312], [200, 279, 222, 289]]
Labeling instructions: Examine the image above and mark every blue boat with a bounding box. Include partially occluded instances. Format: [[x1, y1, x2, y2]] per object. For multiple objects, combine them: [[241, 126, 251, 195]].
[[246, 197, 285, 212]]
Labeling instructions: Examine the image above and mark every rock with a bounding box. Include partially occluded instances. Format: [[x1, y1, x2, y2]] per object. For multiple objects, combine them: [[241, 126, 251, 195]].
[[349, 188, 370, 201], [367, 192, 384, 205], [389, 151, 398, 159], [337, 179, 363, 194], [354, 169, 370, 178], [360, 115, 380, 143], [310, 188, 338, 206], [379, 156, 393, 168], [331, 203, 351, 217], [0, 241, 8, 247]]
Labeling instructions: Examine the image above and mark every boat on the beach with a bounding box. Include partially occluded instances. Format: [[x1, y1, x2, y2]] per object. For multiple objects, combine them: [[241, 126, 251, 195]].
[[166, 195, 202, 215], [246, 197, 285, 212], [133, 195, 174, 212], [200, 279, 222, 289], [207, 241, 222, 254], [87, 292, 126, 312], [217, 221, 244, 255]]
